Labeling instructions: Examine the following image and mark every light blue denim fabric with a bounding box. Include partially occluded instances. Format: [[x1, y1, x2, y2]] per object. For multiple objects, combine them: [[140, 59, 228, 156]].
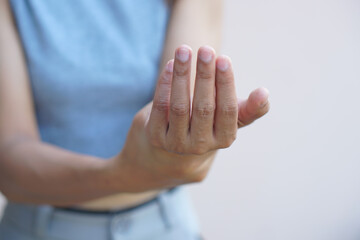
[[0, 188, 202, 240], [3, 1, 202, 239]]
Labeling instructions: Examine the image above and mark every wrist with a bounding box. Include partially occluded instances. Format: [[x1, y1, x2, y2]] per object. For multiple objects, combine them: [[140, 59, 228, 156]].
[[102, 154, 129, 193], [107, 151, 180, 193]]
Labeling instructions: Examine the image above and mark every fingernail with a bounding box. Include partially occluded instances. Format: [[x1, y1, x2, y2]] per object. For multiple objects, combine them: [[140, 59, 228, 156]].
[[259, 88, 270, 107], [217, 56, 230, 72], [166, 59, 174, 72], [176, 46, 190, 63], [260, 100, 268, 108], [199, 46, 214, 63]]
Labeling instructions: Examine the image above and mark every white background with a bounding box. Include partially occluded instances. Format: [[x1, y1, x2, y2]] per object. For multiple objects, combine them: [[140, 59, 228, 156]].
[[1, 0, 360, 239], [188, 0, 360, 239]]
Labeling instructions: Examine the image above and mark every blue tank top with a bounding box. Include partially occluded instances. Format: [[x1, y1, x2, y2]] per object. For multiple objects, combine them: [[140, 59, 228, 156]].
[[10, 0, 170, 158]]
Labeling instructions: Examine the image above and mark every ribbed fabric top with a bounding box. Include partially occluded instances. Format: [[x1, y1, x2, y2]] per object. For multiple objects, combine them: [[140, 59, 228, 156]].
[[10, 0, 169, 158]]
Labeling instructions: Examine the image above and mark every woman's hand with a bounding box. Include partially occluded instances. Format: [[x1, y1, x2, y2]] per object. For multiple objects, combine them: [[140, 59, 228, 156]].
[[112, 45, 270, 192]]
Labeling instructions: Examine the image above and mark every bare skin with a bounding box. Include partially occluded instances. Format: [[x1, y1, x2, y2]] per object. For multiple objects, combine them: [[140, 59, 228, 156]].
[[0, 0, 269, 209], [79, 0, 228, 210], [112, 46, 270, 191], [79, 49, 270, 210]]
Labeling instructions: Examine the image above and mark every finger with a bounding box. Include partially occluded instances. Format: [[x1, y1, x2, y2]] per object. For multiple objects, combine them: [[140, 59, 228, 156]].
[[147, 60, 174, 146], [190, 46, 216, 151], [214, 56, 238, 148], [237, 87, 270, 128], [167, 45, 192, 149]]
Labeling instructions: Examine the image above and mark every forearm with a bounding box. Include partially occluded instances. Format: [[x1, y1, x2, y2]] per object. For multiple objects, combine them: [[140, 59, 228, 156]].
[[161, 0, 223, 90], [0, 0, 128, 206], [0, 138, 122, 206]]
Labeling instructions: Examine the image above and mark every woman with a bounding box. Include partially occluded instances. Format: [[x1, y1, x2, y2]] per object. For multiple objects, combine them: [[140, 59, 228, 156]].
[[0, 0, 270, 239]]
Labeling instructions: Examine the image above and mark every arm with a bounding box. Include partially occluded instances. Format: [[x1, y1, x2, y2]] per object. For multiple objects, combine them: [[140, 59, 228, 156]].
[[114, 0, 270, 192], [0, 0, 224, 205], [0, 0, 124, 206], [161, 0, 223, 91], [0, 0, 269, 206]]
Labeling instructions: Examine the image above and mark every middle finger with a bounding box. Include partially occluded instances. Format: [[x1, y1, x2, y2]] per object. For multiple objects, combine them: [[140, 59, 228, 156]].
[[190, 46, 216, 150]]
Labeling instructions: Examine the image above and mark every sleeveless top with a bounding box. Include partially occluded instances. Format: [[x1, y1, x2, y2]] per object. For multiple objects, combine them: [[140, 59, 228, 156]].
[[10, 0, 170, 158]]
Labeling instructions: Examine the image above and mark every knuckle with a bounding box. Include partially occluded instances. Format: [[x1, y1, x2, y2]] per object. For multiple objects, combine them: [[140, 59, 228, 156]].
[[220, 103, 238, 117], [193, 102, 215, 118], [217, 72, 234, 85], [170, 103, 189, 117], [174, 66, 190, 77], [197, 70, 213, 81], [169, 146, 185, 155], [159, 72, 172, 84], [191, 147, 208, 155], [153, 99, 169, 112], [146, 128, 163, 148], [149, 135, 162, 148], [190, 137, 212, 155], [165, 140, 186, 154]]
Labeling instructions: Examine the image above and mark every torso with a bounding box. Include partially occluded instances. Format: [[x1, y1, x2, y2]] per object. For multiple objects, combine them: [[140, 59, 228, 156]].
[[10, 0, 170, 210]]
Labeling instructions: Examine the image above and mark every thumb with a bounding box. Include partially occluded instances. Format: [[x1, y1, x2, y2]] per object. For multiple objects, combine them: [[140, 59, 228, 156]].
[[237, 87, 270, 128]]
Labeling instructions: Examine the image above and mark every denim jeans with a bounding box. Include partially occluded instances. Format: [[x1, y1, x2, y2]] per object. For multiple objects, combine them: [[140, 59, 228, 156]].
[[0, 187, 202, 240]]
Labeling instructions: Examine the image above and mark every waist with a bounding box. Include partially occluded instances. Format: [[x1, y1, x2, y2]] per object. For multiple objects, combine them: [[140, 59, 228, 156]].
[[56, 188, 174, 213], [68, 190, 162, 211], [1, 187, 201, 239]]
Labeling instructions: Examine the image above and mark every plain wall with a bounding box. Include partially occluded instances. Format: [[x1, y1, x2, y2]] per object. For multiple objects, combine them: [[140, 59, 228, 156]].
[[188, 0, 360, 239], [1, 0, 359, 239]]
